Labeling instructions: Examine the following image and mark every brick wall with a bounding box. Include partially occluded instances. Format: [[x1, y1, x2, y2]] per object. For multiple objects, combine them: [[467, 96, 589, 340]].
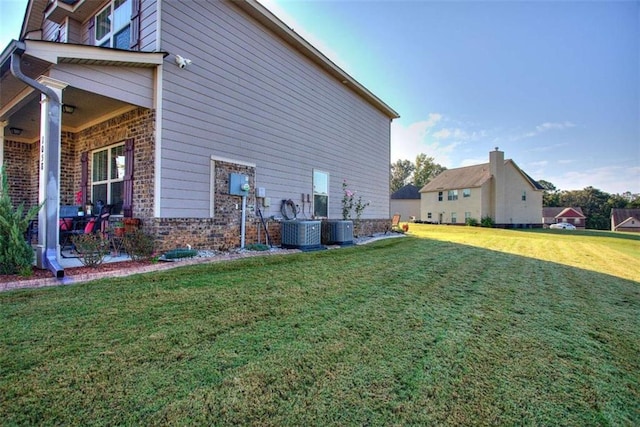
[[2, 139, 38, 209], [73, 107, 155, 218]]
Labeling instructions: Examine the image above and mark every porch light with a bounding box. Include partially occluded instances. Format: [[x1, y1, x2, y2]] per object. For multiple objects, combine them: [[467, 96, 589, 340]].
[[9, 127, 23, 136], [62, 104, 76, 114]]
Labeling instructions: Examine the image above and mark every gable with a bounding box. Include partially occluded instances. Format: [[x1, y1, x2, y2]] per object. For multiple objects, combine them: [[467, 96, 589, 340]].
[[612, 208, 640, 227]]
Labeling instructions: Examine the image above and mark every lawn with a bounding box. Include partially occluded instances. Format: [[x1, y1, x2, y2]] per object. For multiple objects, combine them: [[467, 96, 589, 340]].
[[1, 225, 638, 425]]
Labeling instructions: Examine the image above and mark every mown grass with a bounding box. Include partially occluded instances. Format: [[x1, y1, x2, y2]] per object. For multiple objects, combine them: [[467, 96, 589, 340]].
[[1, 225, 638, 425]]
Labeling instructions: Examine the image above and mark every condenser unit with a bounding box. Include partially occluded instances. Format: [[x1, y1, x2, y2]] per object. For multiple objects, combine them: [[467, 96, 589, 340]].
[[324, 220, 354, 245], [281, 220, 322, 250]]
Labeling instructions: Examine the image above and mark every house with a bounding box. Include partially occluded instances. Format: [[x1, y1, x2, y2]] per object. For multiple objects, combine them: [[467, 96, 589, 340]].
[[542, 207, 586, 229], [0, 0, 399, 276], [419, 148, 543, 227], [390, 184, 420, 221], [611, 209, 640, 232]]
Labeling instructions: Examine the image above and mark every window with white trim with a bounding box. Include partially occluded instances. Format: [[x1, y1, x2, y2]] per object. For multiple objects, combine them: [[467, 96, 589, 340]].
[[92, 143, 125, 215], [522, 191, 527, 201], [463, 188, 471, 198], [95, 0, 132, 49], [448, 190, 458, 201], [438, 191, 443, 202], [451, 212, 457, 223], [313, 170, 328, 218]]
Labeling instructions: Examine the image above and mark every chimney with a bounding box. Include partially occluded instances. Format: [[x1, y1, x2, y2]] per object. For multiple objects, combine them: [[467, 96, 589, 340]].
[[489, 147, 505, 224]]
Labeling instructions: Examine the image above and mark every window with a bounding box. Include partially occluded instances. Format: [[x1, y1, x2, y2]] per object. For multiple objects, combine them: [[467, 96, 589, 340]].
[[92, 143, 125, 215], [95, 0, 132, 49], [522, 191, 527, 201], [451, 212, 457, 223], [313, 170, 328, 218], [465, 212, 471, 221], [463, 188, 471, 198], [438, 191, 443, 202], [427, 212, 432, 219], [448, 189, 458, 201]]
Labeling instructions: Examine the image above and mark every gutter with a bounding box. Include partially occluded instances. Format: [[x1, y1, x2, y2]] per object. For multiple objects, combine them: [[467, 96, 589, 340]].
[[9, 41, 64, 278]]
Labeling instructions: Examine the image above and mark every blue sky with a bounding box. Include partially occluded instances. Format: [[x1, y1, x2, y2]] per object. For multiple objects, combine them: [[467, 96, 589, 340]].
[[2, 0, 638, 194]]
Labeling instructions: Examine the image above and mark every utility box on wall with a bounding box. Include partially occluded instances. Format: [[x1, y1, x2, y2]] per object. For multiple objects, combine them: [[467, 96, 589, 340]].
[[229, 173, 249, 196]]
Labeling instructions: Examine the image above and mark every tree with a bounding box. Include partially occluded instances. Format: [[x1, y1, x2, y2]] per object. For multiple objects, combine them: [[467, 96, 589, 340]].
[[538, 180, 561, 207], [390, 159, 415, 193], [413, 154, 446, 189]]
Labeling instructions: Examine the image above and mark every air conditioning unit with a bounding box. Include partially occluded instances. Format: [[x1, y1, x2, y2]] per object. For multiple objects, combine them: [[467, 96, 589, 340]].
[[324, 220, 353, 245], [281, 220, 322, 250]]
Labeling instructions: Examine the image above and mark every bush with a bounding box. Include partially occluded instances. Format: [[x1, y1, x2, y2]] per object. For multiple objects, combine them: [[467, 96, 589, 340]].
[[0, 167, 41, 275], [123, 229, 155, 261], [481, 216, 495, 228], [71, 233, 109, 268], [466, 217, 479, 226], [245, 243, 270, 251]]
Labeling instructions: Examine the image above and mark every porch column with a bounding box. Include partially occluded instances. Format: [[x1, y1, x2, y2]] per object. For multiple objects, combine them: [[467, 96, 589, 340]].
[[34, 77, 68, 269]]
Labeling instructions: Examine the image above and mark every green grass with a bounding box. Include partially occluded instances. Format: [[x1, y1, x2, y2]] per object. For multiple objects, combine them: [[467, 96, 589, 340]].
[[1, 225, 638, 425]]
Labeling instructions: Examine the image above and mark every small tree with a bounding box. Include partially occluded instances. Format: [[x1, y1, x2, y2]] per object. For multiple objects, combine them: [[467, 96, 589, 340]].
[[342, 180, 370, 236], [0, 167, 42, 275]]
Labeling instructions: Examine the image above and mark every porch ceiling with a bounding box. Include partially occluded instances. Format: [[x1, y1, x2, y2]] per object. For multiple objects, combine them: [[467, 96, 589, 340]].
[[3, 87, 130, 142]]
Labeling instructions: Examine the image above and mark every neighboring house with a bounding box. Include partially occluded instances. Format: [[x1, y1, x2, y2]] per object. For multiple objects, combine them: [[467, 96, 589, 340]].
[[542, 207, 586, 229], [611, 209, 640, 232], [390, 184, 420, 221], [0, 0, 399, 275], [419, 148, 543, 227]]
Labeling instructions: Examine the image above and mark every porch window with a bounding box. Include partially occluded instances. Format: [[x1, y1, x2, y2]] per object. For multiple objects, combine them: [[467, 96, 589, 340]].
[[95, 0, 132, 49], [92, 143, 125, 215], [313, 170, 328, 218]]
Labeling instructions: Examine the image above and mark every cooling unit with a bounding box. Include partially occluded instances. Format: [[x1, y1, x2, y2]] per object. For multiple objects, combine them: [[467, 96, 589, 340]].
[[324, 220, 354, 245], [281, 220, 322, 250]]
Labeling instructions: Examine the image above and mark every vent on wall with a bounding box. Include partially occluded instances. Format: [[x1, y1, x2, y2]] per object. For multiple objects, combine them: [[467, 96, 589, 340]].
[[281, 220, 322, 250]]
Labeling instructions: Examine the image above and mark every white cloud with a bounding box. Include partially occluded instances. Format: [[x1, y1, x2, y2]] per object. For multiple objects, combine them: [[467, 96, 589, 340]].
[[544, 165, 640, 194], [390, 114, 459, 165], [511, 121, 576, 141], [536, 121, 575, 132]]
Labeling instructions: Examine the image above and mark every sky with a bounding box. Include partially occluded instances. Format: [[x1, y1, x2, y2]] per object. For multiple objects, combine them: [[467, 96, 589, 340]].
[[1, 0, 638, 194]]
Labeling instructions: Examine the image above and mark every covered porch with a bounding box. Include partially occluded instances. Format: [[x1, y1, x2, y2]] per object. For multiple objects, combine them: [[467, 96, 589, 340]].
[[1, 39, 164, 277]]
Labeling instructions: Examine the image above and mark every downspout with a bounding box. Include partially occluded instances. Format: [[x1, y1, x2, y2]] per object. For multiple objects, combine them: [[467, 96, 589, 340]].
[[10, 45, 64, 278]]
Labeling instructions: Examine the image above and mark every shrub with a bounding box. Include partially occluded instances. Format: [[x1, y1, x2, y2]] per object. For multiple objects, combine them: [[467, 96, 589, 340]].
[[466, 217, 479, 226], [481, 216, 495, 228], [123, 229, 155, 261], [245, 243, 270, 251], [71, 233, 109, 268], [0, 167, 42, 275]]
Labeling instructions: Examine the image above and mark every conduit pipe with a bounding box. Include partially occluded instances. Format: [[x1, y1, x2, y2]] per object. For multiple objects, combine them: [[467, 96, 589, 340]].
[[10, 44, 64, 278]]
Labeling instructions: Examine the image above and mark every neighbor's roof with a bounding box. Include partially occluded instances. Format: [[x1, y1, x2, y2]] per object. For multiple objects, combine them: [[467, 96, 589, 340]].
[[543, 207, 585, 218], [391, 184, 421, 199], [611, 208, 640, 227], [420, 163, 491, 192], [420, 159, 544, 192]]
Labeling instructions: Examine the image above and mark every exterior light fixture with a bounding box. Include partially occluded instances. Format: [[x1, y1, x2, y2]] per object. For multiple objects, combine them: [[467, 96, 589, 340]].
[[62, 104, 76, 114], [9, 127, 23, 135]]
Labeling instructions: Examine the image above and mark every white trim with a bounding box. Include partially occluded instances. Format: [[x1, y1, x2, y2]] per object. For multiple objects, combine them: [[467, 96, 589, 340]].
[[0, 120, 6, 168], [37, 76, 69, 92], [154, 65, 163, 217], [209, 159, 216, 218], [210, 155, 256, 168], [24, 39, 165, 66], [155, 0, 162, 52]]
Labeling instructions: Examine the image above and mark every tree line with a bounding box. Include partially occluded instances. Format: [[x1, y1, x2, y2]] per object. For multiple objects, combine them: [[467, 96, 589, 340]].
[[391, 156, 639, 230]]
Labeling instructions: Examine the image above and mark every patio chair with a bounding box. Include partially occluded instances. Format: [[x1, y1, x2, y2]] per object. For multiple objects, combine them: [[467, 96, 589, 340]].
[[387, 214, 401, 233]]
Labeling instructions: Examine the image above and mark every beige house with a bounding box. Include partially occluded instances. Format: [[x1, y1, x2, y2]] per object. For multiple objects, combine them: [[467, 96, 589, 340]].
[[390, 184, 420, 221], [419, 149, 543, 227], [1, 0, 398, 277]]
